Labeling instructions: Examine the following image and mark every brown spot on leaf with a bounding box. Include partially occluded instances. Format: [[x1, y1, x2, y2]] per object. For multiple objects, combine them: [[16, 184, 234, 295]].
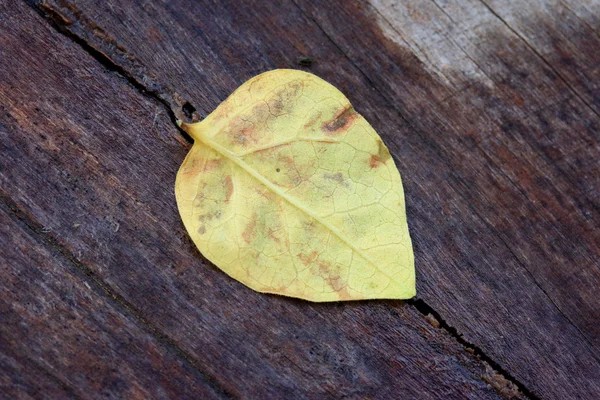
[[315, 260, 330, 275], [242, 217, 257, 244], [182, 158, 201, 176], [303, 111, 322, 129], [253, 143, 292, 157], [183, 156, 219, 177], [310, 260, 352, 300], [317, 261, 340, 288], [369, 140, 392, 168], [197, 225, 206, 235], [268, 81, 302, 116], [324, 172, 344, 183], [275, 155, 294, 165], [224, 175, 234, 202], [232, 122, 259, 147], [323, 172, 351, 188], [255, 187, 276, 202], [267, 155, 304, 188], [336, 286, 352, 301], [297, 251, 319, 267], [198, 207, 222, 227], [203, 159, 222, 172], [267, 227, 281, 243], [322, 106, 358, 134]]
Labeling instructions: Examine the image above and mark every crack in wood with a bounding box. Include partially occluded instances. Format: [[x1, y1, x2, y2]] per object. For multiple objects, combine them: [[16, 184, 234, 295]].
[[408, 299, 538, 399], [24, 0, 193, 144]]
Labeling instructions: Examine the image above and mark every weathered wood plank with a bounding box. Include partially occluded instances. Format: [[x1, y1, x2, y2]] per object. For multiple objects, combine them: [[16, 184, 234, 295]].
[[559, 0, 600, 31], [367, 0, 600, 348], [27, 0, 600, 398], [407, 0, 600, 206], [366, 0, 600, 346], [0, 204, 222, 399], [482, 0, 600, 114], [297, 0, 600, 396], [1, 2, 509, 398], [0, 345, 76, 399]]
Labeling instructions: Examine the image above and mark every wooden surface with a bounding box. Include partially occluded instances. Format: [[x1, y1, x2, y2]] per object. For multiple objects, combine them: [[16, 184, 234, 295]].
[[1, 0, 598, 398]]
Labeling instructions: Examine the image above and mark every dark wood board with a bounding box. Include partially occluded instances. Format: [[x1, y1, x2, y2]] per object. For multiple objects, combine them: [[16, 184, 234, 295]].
[[22, 0, 600, 398], [1, 2, 513, 399], [0, 207, 222, 399]]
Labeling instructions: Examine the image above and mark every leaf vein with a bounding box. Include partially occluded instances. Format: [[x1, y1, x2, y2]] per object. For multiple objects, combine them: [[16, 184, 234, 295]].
[[197, 135, 398, 284]]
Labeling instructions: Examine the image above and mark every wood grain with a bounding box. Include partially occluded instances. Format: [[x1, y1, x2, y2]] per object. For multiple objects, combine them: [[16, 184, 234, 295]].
[[23, 0, 600, 398], [482, 0, 600, 114], [0, 205, 223, 399], [1, 2, 511, 398], [297, 1, 600, 397]]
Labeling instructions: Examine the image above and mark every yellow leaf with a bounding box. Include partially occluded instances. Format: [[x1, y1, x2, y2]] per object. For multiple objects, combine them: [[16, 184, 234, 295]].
[[175, 69, 415, 302]]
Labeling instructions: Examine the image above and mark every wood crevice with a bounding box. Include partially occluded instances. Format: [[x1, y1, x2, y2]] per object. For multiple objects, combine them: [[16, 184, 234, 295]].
[[24, 0, 193, 142], [407, 299, 536, 400]]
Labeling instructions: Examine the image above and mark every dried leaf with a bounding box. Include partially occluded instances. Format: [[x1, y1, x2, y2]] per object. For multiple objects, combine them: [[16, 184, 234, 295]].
[[176, 69, 414, 301]]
